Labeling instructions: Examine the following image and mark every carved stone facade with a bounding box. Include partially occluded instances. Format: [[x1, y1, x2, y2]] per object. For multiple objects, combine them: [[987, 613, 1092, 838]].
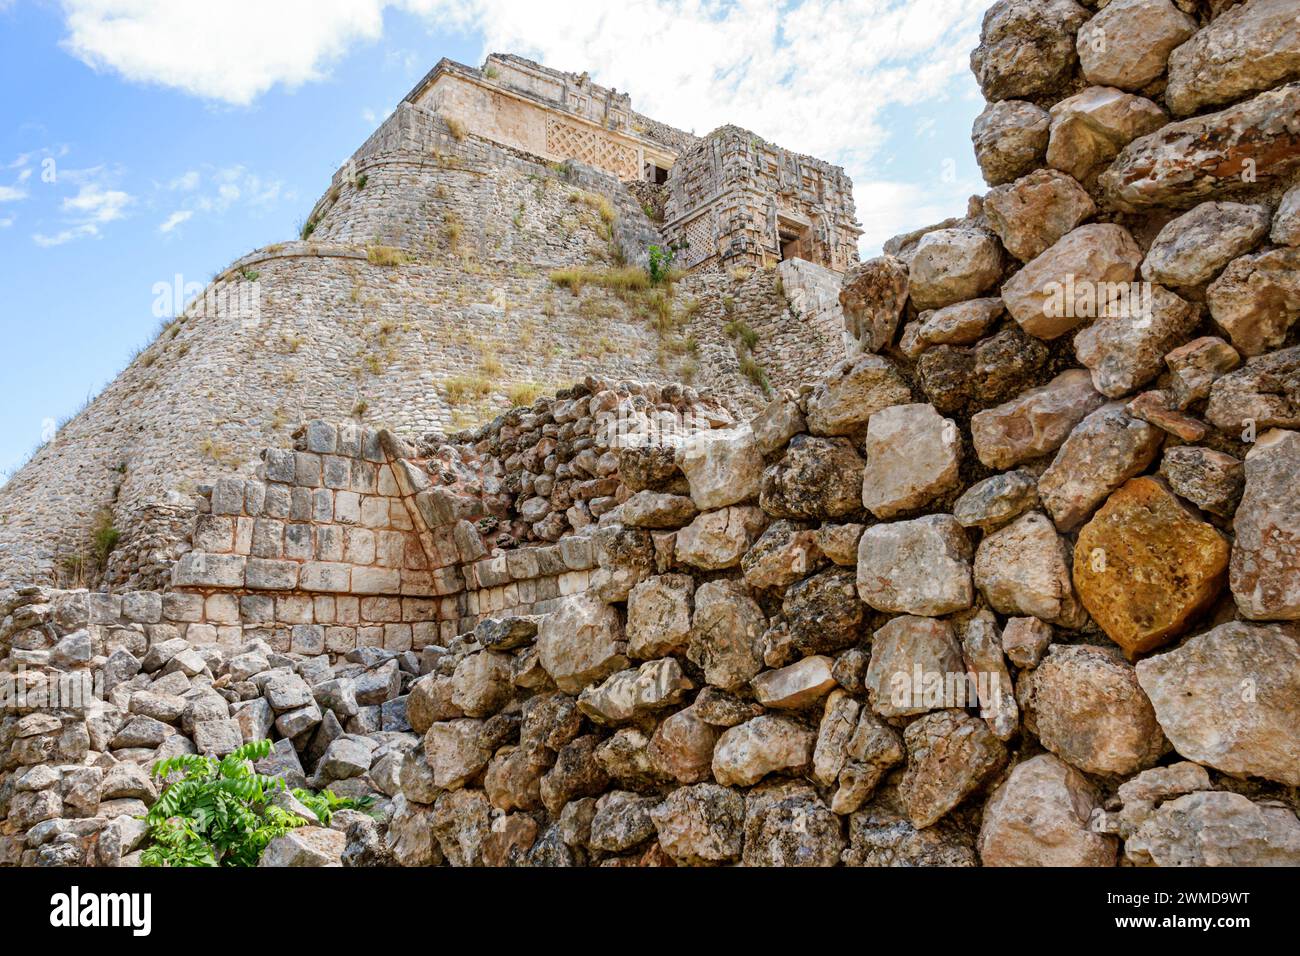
[[663, 125, 862, 275], [408, 54, 688, 184]]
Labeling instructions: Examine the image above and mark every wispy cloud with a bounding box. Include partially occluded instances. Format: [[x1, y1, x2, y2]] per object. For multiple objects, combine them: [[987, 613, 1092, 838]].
[[32, 176, 134, 247], [158, 209, 193, 233], [0, 185, 27, 202]]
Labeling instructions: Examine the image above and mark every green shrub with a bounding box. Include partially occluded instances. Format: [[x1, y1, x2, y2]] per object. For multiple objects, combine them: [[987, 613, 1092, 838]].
[[140, 740, 372, 867]]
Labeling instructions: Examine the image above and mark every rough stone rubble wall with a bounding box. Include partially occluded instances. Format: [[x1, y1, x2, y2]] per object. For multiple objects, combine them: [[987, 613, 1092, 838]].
[[5, 0, 1300, 869]]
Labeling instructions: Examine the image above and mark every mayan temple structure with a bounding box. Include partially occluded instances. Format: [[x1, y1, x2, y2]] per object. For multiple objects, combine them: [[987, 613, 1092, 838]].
[[2, 0, 1300, 870]]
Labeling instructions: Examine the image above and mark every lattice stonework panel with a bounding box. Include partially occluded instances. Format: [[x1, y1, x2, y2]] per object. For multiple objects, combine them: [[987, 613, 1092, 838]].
[[546, 117, 638, 180], [679, 212, 715, 267]]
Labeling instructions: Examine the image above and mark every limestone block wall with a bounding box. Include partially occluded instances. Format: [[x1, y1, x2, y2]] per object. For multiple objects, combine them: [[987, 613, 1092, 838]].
[[664, 125, 862, 274]]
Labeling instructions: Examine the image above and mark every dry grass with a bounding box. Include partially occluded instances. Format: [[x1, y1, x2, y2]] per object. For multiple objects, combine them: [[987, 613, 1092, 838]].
[[445, 375, 493, 405], [444, 115, 467, 141], [366, 244, 407, 267], [550, 266, 650, 295], [507, 381, 546, 407]]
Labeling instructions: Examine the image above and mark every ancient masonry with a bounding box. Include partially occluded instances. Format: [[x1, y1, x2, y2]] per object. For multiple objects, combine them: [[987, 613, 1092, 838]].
[[4, 0, 1300, 868], [0, 53, 858, 590]]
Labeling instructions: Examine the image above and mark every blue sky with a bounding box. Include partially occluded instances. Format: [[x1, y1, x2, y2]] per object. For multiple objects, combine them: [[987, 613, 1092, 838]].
[[0, 0, 987, 481]]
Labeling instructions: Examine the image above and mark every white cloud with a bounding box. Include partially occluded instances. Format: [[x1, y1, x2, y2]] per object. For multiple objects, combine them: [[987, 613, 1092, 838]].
[[168, 169, 200, 191], [59, 0, 390, 105], [0, 185, 26, 202], [159, 209, 193, 233], [0, 214, 14, 228], [63, 183, 132, 224], [33, 224, 98, 247]]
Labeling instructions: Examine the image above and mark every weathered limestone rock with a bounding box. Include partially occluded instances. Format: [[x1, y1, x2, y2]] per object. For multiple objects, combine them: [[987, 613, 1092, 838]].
[[1142, 202, 1271, 288], [954, 470, 1040, 532], [259, 826, 345, 867], [832, 711, 905, 814], [841, 790, 978, 866], [625, 574, 693, 659], [1207, 247, 1300, 357], [812, 690, 861, 787], [1274, 183, 1300, 245], [1001, 616, 1053, 669], [814, 524, 864, 567], [1125, 791, 1300, 866], [1207, 345, 1300, 433], [751, 655, 837, 709], [856, 515, 973, 616], [432, 788, 491, 867], [647, 705, 719, 784], [589, 790, 659, 853], [1001, 224, 1144, 340], [864, 615, 964, 718], [972, 369, 1105, 469], [712, 715, 815, 787], [1038, 404, 1164, 531], [384, 796, 444, 867], [425, 718, 492, 790], [1019, 644, 1166, 776], [649, 784, 745, 865], [759, 435, 864, 519], [973, 99, 1051, 186], [591, 525, 655, 602], [806, 354, 912, 437], [962, 612, 1018, 741], [1159, 445, 1244, 517], [900, 710, 1007, 829], [774, 567, 864, 661], [577, 658, 693, 725], [914, 298, 1005, 350], [1102, 83, 1300, 210], [985, 169, 1096, 263], [1076, 0, 1196, 91], [406, 673, 461, 734], [536, 595, 628, 695], [975, 511, 1087, 627], [675, 506, 768, 571], [1046, 87, 1167, 182], [1166, 0, 1300, 116], [751, 394, 805, 456], [1137, 622, 1300, 785], [450, 650, 513, 718], [619, 491, 697, 529], [978, 754, 1117, 866], [1165, 336, 1242, 410], [540, 735, 609, 815], [741, 782, 845, 867], [1127, 389, 1209, 442], [839, 256, 909, 352], [742, 521, 823, 590], [970, 0, 1090, 101], [907, 228, 1003, 310], [1112, 761, 1213, 841], [483, 746, 552, 812], [861, 404, 961, 519], [1075, 287, 1202, 399], [1073, 476, 1229, 655], [1231, 430, 1300, 619], [687, 580, 766, 692], [678, 425, 763, 509]]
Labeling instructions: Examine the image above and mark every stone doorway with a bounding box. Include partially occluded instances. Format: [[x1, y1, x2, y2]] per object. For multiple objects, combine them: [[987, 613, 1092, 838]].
[[778, 215, 814, 264]]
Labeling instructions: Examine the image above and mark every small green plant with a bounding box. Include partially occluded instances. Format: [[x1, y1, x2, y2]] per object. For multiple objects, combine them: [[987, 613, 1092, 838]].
[[647, 244, 676, 285], [238, 266, 260, 282], [91, 509, 119, 568], [140, 740, 372, 867], [725, 318, 760, 351], [299, 216, 318, 240], [355, 174, 368, 190]]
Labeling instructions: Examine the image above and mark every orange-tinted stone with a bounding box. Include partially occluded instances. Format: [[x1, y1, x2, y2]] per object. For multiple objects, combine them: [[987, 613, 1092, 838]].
[[1073, 476, 1229, 658]]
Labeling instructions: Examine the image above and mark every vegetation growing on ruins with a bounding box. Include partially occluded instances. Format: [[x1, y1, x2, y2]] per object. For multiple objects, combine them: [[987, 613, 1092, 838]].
[[140, 740, 372, 867]]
